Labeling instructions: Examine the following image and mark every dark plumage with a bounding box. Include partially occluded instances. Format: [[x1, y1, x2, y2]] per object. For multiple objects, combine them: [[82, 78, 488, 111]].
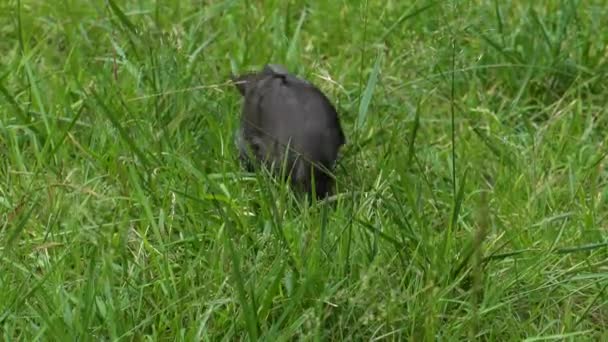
[[232, 64, 346, 198]]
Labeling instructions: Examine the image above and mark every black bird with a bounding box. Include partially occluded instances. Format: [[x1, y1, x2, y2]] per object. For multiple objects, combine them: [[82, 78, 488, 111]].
[[232, 64, 346, 198]]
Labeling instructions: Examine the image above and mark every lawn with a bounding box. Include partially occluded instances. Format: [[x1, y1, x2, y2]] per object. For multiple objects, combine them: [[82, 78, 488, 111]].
[[1, 0, 607, 340]]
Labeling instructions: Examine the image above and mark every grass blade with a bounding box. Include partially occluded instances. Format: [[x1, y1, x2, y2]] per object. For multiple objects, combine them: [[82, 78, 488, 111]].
[[407, 98, 421, 166], [286, 8, 307, 66], [0, 79, 31, 127], [107, 0, 138, 35], [380, 2, 437, 41], [214, 202, 259, 340], [88, 88, 153, 167], [357, 50, 382, 130]]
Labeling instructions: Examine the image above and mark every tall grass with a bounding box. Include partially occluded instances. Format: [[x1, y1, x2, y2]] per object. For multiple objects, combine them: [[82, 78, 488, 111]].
[[1, 0, 607, 340]]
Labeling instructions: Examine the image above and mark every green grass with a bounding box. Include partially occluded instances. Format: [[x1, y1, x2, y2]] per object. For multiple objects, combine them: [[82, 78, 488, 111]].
[[1, 0, 608, 340]]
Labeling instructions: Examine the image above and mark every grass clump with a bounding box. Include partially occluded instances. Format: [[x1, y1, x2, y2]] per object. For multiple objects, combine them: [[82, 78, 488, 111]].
[[1, 0, 607, 340]]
